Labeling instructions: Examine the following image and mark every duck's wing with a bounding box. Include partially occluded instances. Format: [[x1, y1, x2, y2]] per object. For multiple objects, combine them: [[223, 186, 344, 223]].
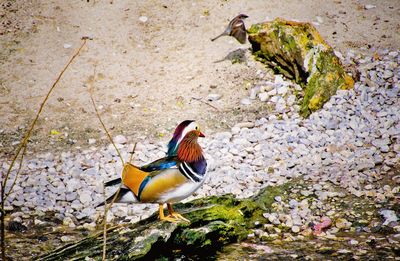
[[137, 160, 206, 203], [231, 24, 247, 44], [140, 156, 179, 171], [123, 157, 187, 200], [103, 156, 179, 187]]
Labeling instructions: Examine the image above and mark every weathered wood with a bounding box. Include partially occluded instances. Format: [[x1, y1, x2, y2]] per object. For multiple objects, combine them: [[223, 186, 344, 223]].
[[39, 184, 288, 260], [248, 18, 354, 117]]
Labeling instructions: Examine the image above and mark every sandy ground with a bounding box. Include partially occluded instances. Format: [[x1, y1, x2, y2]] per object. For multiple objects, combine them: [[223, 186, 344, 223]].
[[0, 0, 399, 155]]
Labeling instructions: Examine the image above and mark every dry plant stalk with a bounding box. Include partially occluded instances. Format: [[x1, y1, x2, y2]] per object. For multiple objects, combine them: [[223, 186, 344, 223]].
[[191, 96, 220, 112], [0, 38, 88, 260], [87, 69, 137, 261]]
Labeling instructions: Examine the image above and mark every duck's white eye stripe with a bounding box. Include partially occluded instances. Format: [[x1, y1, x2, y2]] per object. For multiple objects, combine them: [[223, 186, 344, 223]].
[[177, 122, 197, 144]]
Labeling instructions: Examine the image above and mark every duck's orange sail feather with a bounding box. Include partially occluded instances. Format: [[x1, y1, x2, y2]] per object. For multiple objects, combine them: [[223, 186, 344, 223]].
[[122, 163, 149, 197]]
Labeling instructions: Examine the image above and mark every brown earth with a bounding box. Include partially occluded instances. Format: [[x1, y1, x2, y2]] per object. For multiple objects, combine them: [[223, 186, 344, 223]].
[[0, 0, 399, 155]]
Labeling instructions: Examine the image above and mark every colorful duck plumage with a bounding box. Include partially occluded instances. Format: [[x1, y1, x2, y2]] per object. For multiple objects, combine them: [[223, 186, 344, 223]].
[[167, 119, 197, 156], [98, 120, 207, 222]]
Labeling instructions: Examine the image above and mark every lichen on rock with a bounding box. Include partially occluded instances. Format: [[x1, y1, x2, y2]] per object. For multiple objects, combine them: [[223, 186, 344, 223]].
[[248, 18, 354, 117]]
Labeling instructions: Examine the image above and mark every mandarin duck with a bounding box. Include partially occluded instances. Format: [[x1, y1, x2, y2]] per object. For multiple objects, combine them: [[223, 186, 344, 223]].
[[211, 14, 249, 44], [98, 120, 207, 222]]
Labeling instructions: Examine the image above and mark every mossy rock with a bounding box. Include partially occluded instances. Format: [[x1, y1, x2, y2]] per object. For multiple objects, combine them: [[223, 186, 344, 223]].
[[248, 18, 354, 117], [39, 184, 288, 260]]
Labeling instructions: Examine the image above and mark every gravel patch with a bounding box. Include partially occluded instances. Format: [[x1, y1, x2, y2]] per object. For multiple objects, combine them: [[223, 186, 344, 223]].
[[2, 48, 399, 249]]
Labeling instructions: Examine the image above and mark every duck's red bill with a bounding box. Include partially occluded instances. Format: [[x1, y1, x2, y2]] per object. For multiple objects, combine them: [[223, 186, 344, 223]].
[[199, 131, 205, 137]]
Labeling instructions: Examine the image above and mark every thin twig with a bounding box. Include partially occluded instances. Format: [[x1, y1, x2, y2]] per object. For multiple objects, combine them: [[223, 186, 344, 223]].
[[88, 92, 124, 165], [2, 39, 88, 200], [4, 143, 27, 199], [0, 38, 88, 261], [101, 187, 120, 260], [129, 143, 137, 163], [191, 97, 220, 112], [87, 67, 135, 261]]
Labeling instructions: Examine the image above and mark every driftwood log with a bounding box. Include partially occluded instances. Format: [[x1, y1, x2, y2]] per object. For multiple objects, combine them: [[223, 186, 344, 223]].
[[40, 184, 288, 260], [248, 18, 355, 117]]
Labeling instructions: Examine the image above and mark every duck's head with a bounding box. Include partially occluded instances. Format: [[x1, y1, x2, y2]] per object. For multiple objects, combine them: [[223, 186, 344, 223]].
[[167, 120, 205, 156]]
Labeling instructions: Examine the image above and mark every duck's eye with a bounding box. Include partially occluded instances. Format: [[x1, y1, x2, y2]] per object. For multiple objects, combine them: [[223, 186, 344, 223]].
[[195, 126, 198, 130]]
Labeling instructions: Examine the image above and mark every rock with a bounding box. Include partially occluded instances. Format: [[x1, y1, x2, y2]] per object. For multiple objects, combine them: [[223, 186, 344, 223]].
[[300, 190, 312, 197], [234, 122, 255, 129], [66, 178, 82, 192], [372, 138, 390, 148], [249, 87, 260, 99], [83, 167, 97, 175], [114, 206, 128, 217], [288, 199, 299, 208], [335, 218, 352, 229], [79, 191, 92, 205], [379, 209, 398, 226], [139, 16, 148, 23], [315, 16, 324, 24], [206, 93, 222, 101], [240, 98, 252, 105], [259, 92, 270, 102], [4, 205, 13, 211], [287, 95, 296, 106], [277, 86, 289, 95], [61, 235, 75, 242], [66, 192, 77, 202], [364, 184, 373, 190], [114, 135, 127, 144], [63, 217, 76, 228], [349, 239, 359, 245], [13, 200, 24, 207], [291, 226, 300, 233], [364, 4, 376, 10], [82, 222, 97, 231], [268, 213, 281, 225]]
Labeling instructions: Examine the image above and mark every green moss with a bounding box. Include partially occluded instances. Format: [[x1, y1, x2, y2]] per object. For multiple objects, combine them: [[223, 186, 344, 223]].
[[127, 233, 162, 259], [284, 35, 298, 52], [178, 221, 239, 247], [40, 183, 298, 260], [253, 183, 290, 211], [299, 48, 354, 117], [247, 24, 262, 34], [179, 227, 211, 247]]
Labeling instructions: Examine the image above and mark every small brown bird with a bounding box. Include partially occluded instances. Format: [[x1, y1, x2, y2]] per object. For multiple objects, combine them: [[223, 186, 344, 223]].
[[211, 14, 249, 44]]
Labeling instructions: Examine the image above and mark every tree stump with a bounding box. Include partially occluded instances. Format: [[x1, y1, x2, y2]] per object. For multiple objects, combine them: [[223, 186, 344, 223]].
[[248, 18, 354, 117]]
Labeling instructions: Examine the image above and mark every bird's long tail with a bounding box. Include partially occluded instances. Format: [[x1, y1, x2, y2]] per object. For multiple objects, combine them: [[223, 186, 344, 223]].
[[104, 177, 121, 187], [96, 187, 129, 207], [211, 33, 226, 42], [97, 163, 147, 207], [96, 187, 137, 207]]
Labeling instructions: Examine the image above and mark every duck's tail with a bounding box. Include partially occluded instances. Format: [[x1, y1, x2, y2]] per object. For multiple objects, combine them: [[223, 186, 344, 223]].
[[103, 177, 121, 187], [96, 187, 137, 207], [97, 163, 148, 207]]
